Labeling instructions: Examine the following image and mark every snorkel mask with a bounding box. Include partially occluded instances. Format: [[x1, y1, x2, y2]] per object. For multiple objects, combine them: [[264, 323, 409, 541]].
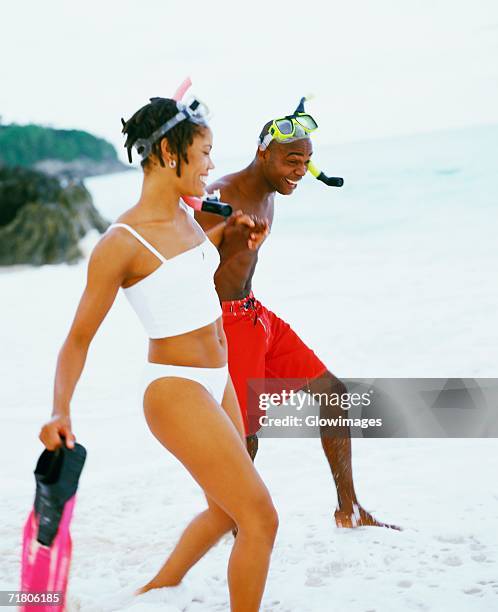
[[130, 97, 209, 163], [173, 77, 232, 217], [258, 96, 317, 151], [259, 96, 344, 188], [258, 112, 318, 151]]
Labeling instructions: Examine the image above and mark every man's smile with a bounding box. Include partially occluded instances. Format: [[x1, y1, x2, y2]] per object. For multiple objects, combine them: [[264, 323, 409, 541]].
[[284, 178, 299, 188]]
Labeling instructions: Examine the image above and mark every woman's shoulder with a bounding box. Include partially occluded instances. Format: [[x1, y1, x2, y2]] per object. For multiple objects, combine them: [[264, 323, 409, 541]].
[[92, 219, 141, 263], [105, 204, 154, 241]]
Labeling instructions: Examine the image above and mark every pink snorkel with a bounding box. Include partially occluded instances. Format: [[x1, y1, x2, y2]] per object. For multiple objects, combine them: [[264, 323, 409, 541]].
[[172, 76, 193, 103], [173, 78, 232, 217]]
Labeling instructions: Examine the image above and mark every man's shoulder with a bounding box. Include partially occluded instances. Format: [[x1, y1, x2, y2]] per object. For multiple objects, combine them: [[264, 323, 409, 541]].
[[206, 171, 243, 197]]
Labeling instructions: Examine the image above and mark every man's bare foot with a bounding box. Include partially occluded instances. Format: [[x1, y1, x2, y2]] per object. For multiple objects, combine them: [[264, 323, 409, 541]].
[[334, 504, 401, 530]]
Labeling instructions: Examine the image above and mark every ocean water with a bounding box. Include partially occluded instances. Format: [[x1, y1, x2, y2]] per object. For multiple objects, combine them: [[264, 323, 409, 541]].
[[87, 124, 498, 377], [89, 124, 498, 215], [88, 123, 498, 257]]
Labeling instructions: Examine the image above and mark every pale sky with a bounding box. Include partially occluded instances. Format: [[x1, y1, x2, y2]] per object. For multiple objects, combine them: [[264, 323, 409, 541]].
[[1, 0, 497, 162]]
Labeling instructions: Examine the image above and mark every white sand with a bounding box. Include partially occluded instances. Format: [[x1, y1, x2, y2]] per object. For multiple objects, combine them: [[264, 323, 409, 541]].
[[2, 128, 498, 610]]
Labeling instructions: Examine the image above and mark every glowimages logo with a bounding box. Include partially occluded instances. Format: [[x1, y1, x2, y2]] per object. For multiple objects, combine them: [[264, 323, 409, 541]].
[[258, 414, 383, 429]]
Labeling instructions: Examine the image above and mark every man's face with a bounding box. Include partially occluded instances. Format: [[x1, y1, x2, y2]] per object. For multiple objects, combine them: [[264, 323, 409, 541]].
[[262, 138, 313, 195]]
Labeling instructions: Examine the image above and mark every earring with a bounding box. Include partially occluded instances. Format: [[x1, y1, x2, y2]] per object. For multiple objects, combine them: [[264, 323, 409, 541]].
[[169, 159, 176, 169]]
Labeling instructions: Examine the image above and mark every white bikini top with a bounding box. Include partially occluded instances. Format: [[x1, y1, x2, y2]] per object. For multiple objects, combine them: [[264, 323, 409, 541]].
[[107, 206, 222, 339]]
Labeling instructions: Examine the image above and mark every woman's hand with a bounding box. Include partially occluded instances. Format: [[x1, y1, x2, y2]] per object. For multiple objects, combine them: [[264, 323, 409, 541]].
[[39, 414, 75, 451]]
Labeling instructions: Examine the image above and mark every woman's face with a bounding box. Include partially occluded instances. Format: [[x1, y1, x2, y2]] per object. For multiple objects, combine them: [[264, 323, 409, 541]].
[[179, 127, 215, 197]]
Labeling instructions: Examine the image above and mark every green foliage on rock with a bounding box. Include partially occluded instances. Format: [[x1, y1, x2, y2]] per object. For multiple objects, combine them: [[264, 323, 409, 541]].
[[0, 123, 117, 168]]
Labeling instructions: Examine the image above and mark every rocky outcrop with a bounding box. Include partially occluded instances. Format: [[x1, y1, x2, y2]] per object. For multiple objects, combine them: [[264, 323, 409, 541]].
[[0, 122, 125, 266], [0, 166, 109, 266]]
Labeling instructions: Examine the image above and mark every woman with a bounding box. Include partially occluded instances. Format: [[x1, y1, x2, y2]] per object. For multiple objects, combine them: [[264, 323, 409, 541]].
[[39, 95, 277, 611]]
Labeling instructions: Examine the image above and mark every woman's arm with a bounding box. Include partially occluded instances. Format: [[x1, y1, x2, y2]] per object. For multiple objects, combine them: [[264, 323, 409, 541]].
[[205, 220, 228, 248], [40, 232, 132, 450]]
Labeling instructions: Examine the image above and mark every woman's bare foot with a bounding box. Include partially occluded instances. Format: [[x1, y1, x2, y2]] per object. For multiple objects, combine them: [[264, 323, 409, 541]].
[[134, 577, 182, 597], [134, 582, 154, 596], [135, 581, 161, 597]]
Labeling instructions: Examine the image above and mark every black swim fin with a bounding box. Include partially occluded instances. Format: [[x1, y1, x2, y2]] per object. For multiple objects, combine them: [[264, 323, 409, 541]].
[[33, 440, 87, 546]]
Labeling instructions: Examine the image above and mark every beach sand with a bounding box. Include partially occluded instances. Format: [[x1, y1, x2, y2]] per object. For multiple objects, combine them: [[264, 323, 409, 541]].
[[2, 126, 497, 610]]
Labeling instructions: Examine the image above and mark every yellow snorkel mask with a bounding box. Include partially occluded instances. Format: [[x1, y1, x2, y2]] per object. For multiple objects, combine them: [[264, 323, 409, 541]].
[[258, 112, 318, 151], [259, 96, 344, 188]]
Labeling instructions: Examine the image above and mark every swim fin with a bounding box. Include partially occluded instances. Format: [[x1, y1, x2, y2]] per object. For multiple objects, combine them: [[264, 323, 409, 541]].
[[20, 440, 86, 611]]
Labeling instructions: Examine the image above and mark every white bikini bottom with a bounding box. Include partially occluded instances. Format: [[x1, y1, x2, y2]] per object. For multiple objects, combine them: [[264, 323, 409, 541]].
[[142, 362, 229, 405]]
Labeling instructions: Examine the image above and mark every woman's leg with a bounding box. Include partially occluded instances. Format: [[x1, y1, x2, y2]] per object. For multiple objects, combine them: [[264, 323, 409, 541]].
[[137, 494, 235, 591], [138, 376, 278, 612], [137, 376, 245, 590], [138, 377, 245, 591]]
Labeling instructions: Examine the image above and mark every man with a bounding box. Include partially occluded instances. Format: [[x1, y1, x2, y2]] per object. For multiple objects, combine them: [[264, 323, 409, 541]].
[[196, 109, 397, 529]]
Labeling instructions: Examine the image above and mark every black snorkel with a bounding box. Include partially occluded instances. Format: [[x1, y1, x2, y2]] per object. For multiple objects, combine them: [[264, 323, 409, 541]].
[[200, 194, 232, 217]]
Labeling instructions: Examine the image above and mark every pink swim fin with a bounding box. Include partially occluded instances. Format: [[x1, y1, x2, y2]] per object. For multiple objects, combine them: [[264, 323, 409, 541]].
[[20, 441, 86, 611]]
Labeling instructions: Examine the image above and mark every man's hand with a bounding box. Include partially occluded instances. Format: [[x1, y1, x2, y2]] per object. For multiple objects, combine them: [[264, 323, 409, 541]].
[[227, 210, 270, 250], [334, 504, 401, 530]]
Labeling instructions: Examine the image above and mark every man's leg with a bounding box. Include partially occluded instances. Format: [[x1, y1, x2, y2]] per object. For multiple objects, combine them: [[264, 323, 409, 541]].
[[221, 295, 267, 463], [246, 434, 259, 462], [305, 371, 399, 529], [264, 306, 399, 529], [303, 371, 356, 513]]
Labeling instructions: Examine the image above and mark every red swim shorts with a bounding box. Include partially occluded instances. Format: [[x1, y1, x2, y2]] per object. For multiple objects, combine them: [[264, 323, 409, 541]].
[[222, 292, 327, 436]]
